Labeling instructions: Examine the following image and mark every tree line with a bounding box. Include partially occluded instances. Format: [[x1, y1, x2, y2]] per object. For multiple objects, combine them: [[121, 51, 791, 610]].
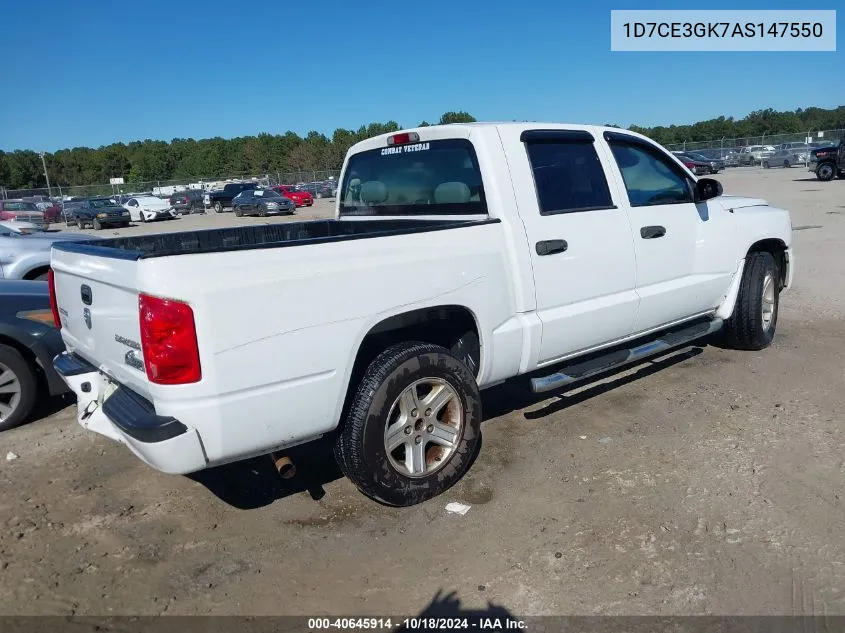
[[2, 106, 844, 191]]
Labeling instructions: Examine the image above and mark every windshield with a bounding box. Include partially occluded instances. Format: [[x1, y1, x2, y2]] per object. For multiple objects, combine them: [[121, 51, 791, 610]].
[[89, 199, 113, 208], [339, 138, 487, 217]]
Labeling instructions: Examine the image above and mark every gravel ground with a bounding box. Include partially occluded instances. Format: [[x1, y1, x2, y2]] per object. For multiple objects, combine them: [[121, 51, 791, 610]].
[[1, 169, 844, 616]]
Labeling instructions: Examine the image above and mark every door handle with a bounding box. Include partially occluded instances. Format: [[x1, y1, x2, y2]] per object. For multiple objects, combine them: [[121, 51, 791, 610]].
[[640, 225, 666, 239], [536, 239, 568, 256]]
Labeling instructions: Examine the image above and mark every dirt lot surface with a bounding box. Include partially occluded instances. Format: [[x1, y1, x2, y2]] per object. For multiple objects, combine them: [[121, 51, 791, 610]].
[[2, 170, 844, 616]]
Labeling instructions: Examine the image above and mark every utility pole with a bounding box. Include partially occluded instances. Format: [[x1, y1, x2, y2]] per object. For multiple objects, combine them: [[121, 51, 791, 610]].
[[38, 152, 52, 197]]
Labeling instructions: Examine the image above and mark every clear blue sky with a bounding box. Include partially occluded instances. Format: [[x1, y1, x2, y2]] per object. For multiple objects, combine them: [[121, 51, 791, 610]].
[[1, 0, 842, 151]]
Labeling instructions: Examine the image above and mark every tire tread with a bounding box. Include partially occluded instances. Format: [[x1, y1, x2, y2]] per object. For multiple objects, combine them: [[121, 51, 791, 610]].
[[334, 341, 480, 506], [723, 251, 778, 350]]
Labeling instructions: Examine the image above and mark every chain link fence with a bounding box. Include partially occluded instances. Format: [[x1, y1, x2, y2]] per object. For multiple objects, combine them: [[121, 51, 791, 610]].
[[663, 129, 845, 167], [1, 169, 343, 202]]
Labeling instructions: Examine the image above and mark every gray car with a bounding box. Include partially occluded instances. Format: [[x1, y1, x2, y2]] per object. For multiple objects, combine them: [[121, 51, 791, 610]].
[[763, 143, 817, 169], [232, 189, 296, 217], [0, 222, 94, 281], [679, 151, 725, 173]]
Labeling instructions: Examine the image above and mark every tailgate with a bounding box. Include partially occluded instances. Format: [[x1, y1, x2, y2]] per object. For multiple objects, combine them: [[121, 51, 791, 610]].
[[51, 244, 152, 399]]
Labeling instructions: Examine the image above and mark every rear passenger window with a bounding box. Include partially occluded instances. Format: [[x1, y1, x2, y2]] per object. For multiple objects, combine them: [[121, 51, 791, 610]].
[[524, 138, 614, 215]]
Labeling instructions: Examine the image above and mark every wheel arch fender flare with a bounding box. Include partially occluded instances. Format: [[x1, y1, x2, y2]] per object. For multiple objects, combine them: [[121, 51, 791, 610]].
[[332, 303, 486, 429]]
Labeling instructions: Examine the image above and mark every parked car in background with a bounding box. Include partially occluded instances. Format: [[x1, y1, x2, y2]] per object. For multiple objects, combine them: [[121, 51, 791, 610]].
[[272, 185, 314, 207], [809, 138, 845, 181], [169, 189, 206, 214], [0, 221, 93, 280], [722, 150, 741, 167], [763, 143, 816, 169], [298, 181, 336, 199], [204, 182, 260, 212], [112, 193, 155, 206], [123, 196, 177, 223], [42, 202, 62, 225], [22, 196, 53, 212], [0, 280, 70, 431], [64, 198, 130, 230], [695, 148, 741, 168], [232, 188, 296, 217], [738, 145, 775, 166], [672, 152, 710, 176], [675, 151, 724, 174], [0, 201, 47, 229]]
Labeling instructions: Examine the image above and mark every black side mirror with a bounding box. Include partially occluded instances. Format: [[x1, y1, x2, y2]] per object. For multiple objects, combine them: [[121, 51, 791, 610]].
[[695, 177, 723, 202]]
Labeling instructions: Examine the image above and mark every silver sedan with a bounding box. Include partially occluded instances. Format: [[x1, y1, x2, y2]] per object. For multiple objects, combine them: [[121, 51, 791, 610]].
[[0, 221, 94, 281]]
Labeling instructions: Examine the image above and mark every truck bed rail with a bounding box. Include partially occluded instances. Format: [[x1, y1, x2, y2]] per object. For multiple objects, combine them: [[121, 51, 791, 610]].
[[52, 218, 498, 260]]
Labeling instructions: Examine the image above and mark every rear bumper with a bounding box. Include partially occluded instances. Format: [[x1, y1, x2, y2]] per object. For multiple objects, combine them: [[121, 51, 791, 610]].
[[52, 352, 208, 474]]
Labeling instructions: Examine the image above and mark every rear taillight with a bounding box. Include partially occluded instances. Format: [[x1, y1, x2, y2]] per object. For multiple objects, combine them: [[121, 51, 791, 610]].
[[138, 294, 201, 385], [47, 269, 61, 328]]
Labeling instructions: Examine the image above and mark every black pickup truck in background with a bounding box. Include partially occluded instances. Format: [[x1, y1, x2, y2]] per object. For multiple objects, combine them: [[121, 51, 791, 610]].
[[203, 182, 259, 212], [809, 138, 845, 181]]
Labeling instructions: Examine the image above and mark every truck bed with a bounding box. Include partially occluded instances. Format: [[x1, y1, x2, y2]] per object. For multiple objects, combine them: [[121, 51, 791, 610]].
[[52, 218, 495, 259]]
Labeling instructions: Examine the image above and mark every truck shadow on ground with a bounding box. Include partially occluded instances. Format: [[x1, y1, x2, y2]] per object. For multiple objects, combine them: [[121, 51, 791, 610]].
[[190, 345, 704, 510], [187, 437, 344, 510], [482, 346, 704, 421]]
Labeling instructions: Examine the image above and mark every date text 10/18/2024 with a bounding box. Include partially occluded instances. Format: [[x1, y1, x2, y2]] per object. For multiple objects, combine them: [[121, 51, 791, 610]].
[[308, 618, 527, 630]]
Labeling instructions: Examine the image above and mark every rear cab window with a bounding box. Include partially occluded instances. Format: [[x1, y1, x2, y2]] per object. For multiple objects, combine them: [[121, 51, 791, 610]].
[[339, 138, 487, 217], [522, 130, 615, 214]]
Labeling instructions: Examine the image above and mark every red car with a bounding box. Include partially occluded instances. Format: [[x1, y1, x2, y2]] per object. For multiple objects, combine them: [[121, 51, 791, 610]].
[[0, 200, 47, 228], [272, 185, 313, 207]]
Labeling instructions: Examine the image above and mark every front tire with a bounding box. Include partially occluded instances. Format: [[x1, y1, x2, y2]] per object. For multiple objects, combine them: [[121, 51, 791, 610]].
[[762, 160, 770, 169], [76, 218, 85, 229], [234, 207, 243, 217], [723, 251, 780, 351], [334, 341, 482, 507], [0, 344, 38, 432], [214, 201, 224, 213], [817, 162, 836, 181], [93, 218, 102, 230]]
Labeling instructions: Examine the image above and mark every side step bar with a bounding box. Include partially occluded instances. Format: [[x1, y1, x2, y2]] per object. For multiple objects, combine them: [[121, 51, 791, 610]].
[[530, 318, 723, 394]]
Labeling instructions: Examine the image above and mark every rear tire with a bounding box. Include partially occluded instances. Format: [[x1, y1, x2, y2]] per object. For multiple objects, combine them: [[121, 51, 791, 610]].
[[722, 251, 780, 351], [76, 218, 85, 229], [258, 206, 267, 217], [93, 218, 102, 230], [214, 201, 223, 213], [762, 161, 770, 169], [784, 160, 791, 168], [0, 344, 38, 432], [334, 341, 482, 507]]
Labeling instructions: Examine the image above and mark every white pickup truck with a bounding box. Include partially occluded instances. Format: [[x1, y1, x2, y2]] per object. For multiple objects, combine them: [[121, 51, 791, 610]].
[[49, 123, 794, 507]]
